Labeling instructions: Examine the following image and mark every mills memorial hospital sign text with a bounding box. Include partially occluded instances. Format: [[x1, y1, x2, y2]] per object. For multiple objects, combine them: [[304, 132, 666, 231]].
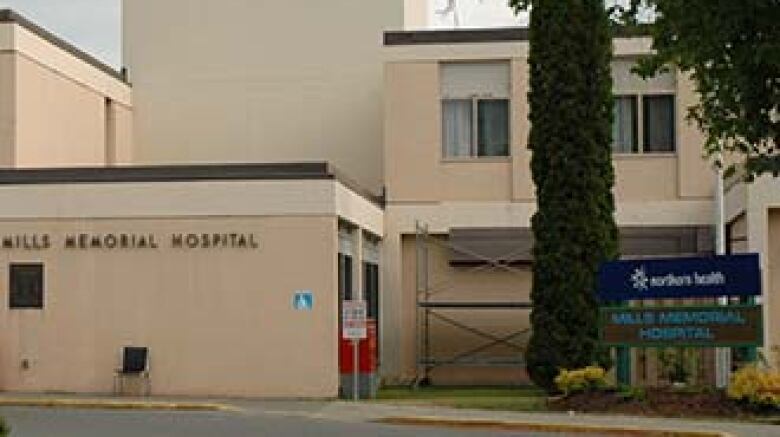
[[0, 233, 260, 251]]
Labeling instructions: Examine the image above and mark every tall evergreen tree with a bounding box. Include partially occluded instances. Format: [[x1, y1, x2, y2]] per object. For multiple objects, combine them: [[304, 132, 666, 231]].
[[510, 0, 619, 391]]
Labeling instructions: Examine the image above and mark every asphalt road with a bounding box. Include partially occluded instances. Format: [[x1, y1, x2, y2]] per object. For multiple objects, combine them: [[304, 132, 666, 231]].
[[0, 407, 559, 437]]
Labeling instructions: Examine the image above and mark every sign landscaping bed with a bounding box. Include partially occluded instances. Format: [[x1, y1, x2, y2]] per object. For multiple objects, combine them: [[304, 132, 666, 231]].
[[549, 388, 776, 421]]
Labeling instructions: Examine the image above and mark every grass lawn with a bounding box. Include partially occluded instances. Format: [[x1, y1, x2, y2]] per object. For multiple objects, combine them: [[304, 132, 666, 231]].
[[375, 386, 548, 412]]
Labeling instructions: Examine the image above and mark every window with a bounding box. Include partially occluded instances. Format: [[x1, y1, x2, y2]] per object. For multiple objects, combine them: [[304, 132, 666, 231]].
[[612, 96, 638, 153], [441, 62, 510, 158], [611, 95, 675, 154], [643, 95, 676, 153], [338, 254, 353, 301], [477, 99, 510, 156], [338, 226, 354, 302], [9, 263, 44, 309], [611, 59, 677, 154], [442, 100, 473, 157]]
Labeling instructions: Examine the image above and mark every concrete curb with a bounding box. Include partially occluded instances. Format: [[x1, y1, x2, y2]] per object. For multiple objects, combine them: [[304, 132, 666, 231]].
[[376, 416, 735, 437], [0, 398, 239, 412]]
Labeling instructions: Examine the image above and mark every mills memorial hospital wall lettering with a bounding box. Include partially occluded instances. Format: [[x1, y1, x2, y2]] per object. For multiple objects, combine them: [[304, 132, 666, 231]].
[[0, 233, 260, 251]]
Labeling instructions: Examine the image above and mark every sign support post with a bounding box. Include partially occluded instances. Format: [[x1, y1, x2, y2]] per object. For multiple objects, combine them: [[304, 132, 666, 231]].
[[342, 300, 367, 401], [352, 339, 359, 401], [714, 161, 731, 389]]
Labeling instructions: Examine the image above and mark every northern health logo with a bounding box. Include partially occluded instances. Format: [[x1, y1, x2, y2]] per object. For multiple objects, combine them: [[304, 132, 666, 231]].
[[630, 267, 650, 291]]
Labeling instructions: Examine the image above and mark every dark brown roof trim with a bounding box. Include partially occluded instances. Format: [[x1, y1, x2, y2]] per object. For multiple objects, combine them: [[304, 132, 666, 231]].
[[384, 25, 651, 46], [0, 9, 127, 83], [385, 27, 530, 46], [0, 162, 383, 207]]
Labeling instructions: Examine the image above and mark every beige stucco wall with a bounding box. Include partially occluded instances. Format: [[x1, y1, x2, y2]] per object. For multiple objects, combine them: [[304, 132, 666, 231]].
[[0, 21, 133, 168], [769, 209, 780, 347], [404, 0, 429, 29], [0, 52, 13, 166], [108, 103, 134, 165], [14, 53, 106, 166], [395, 234, 531, 385], [729, 213, 749, 254], [383, 47, 713, 205], [123, 0, 405, 195], [384, 61, 516, 203], [724, 175, 780, 360], [0, 175, 383, 397], [0, 178, 383, 237], [381, 37, 718, 382], [0, 216, 339, 397], [676, 72, 713, 199]]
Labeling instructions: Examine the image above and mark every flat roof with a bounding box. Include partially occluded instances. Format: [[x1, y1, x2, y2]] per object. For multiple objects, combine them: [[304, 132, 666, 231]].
[[0, 9, 126, 83], [0, 162, 383, 206], [384, 26, 650, 46]]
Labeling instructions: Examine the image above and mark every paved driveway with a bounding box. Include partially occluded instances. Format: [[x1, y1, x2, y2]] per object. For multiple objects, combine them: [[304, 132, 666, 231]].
[[0, 407, 556, 437]]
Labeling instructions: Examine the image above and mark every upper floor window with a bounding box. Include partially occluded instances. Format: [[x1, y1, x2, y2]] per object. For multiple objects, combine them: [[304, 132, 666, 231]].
[[643, 95, 676, 153], [613, 96, 638, 153], [612, 94, 676, 154], [611, 59, 677, 154], [441, 62, 510, 158]]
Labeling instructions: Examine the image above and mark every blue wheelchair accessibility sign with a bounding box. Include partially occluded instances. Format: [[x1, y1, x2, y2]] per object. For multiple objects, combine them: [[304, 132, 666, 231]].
[[293, 291, 314, 311]]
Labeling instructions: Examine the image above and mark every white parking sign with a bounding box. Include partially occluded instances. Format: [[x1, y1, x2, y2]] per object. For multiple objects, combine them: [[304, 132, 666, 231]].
[[342, 300, 367, 340]]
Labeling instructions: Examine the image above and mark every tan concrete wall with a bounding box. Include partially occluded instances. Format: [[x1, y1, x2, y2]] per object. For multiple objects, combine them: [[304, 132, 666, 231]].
[[0, 215, 339, 397], [0, 178, 383, 241], [14, 53, 107, 166], [383, 41, 714, 205], [511, 59, 534, 201], [107, 101, 134, 165], [0, 52, 14, 166], [404, 0, 429, 29], [729, 213, 749, 253], [676, 72, 713, 199], [769, 209, 780, 353], [4, 24, 130, 106], [614, 155, 678, 201], [0, 21, 133, 168], [384, 61, 514, 203], [397, 235, 531, 385], [382, 40, 718, 382], [124, 0, 405, 194]]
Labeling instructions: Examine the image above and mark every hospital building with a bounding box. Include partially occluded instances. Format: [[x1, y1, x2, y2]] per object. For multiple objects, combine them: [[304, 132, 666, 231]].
[[0, 2, 776, 397]]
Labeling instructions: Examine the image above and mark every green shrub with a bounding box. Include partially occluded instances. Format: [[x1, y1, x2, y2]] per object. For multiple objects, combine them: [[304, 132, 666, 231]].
[[520, 0, 619, 392], [0, 417, 9, 436], [658, 348, 697, 385], [617, 385, 646, 402]]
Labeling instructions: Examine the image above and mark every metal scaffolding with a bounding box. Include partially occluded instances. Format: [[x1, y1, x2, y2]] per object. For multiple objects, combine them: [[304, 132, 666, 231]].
[[414, 222, 532, 386]]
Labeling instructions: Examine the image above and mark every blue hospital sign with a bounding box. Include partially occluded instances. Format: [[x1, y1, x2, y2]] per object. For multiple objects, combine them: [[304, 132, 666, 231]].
[[293, 291, 314, 311], [598, 253, 761, 302]]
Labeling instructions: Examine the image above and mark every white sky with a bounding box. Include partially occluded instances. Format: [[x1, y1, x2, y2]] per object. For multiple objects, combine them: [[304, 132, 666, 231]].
[[0, 0, 525, 69], [0, 0, 121, 68], [431, 0, 527, 28]]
